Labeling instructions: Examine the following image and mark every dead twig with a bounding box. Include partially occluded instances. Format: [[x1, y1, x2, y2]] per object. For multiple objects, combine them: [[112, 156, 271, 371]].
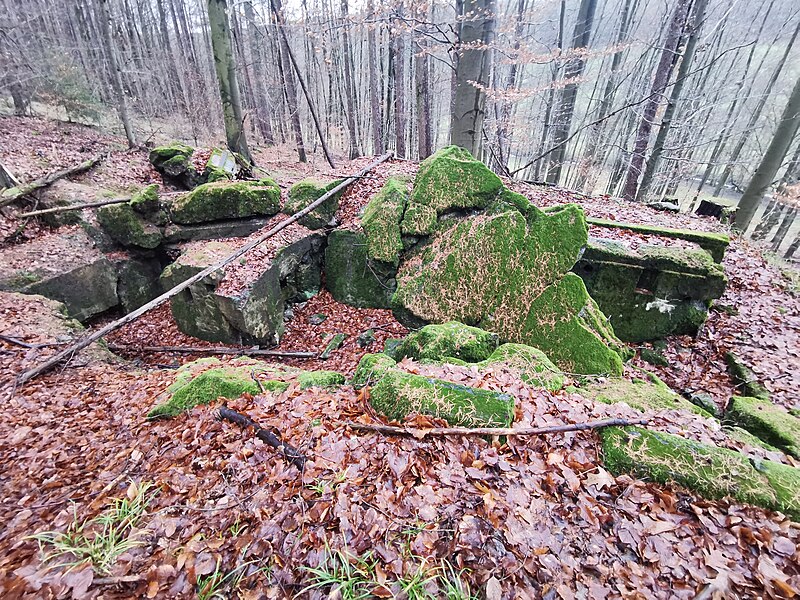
[[217, 407, 306, 470], [16, 192, 184, 219], [0, 154, 104, 207], [107, 344, 315, 359], [346, 417, 649, 438]]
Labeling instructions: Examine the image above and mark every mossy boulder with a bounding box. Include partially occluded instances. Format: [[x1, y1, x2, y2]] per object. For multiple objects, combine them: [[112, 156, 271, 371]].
[[477, 343, 564, 391], [580, 374, 711, 417], [97, 202, 163, 249], [130, 184, 161, 214], [351, 353, 398, 388], [370, 370, 514, 428], [725, 396, 800, 458], [401, 146, 502, 235], [602, 426, 799, 519], [283, 178, 344, 229], [397, 322, 499, 362], [147, 362, 289, 418], [149, 142, 203, 189], [393, 201, 626, 375], [362, 178, 408, 264], [170, 179, 281, 225], [297, 370, 345, 389], [325, 230, 397, 308]]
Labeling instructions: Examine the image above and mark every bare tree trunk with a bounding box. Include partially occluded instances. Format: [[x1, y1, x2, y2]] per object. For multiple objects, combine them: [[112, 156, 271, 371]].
[[244, 1, 275, 145], [544, 0, 598, 184], [621, 0, 692, 201], [450, 0, 496, 157], [97, 0, 136, 148], [735, 73, 800, 231], [414, 3, 432, 159], [341, 0, 360, 158], [714, 18, 800, 196], [393, 1, 407, 158], [785, 229, 800, 259], [496, 0, 527, 170], [367, 0, 383, 154], [636, 0, 708, 201], [751, 200, 783, 241], [271, 0, 306, 162], [771, 207, 797, 253], [533, 0, 565, 180]]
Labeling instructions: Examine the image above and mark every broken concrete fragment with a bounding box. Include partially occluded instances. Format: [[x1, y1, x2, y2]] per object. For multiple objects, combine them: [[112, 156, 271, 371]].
[[97, 202, 163, 249], [574, 239, 726, 342], [325, 230, 396, 308], [149, 142, 203, 189], [369, 370, 515, 428], [725, 396, 800, 459], [283, 178, 344, 229], [396, 322, 499, 363], [401, 146, 502, 235], [170, 179, 280, 225], [362, 177, 408, 264], [0, 229, 118, 321], [725, 352, 770, 400], [319, 333, 347, 359], [602, 426, 799, 519]]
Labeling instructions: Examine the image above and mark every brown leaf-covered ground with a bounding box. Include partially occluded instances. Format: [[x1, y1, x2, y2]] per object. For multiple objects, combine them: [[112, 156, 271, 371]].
[[1, 117, 799, 598]]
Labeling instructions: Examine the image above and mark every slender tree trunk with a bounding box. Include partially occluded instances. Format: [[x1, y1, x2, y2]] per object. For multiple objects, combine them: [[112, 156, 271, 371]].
[[450, 0, 497, 157], [751, 200, 783, 240], [734, 73, 800, 231], [207, 0, 253, 163], [714, 18, 800, 196], [636, 0, 708, 201], [414, 3, 432, 159], [534, 0, 565, 180], [271, 0, 306, 162], [785, 228, 800, 259], [621, 0, 692, 201], [496, 0, 527, 170], [97, 0, 136, 148], [393, 1, 407, 158], [771, 207, 796, 252], [367, 0, 383, 154], [340, 0, 360, 158], [544, 0, 598, 184], [244, 1, 275, 145]]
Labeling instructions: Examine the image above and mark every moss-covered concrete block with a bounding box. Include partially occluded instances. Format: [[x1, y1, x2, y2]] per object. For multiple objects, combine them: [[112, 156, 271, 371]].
[[149, 142, 203, 189], [362, 177, 408, 264], [351, 353, 397, 388], [725, 396, 800, 458], [325, 230, 396, 308], [478, 343, 564, 391], [130, 184, 161, 214], [580, 374, 710, 417], [97, 202, 163, 249], [725, 352, 770, 400], [370, 370, 514, 428], [283, 178, 344, 229], [752, 459, 800, 519], [297, 370, 346, 389], [401, 146, 502, 235], [398, 322, 499, 362], [112, 255, 162, 313], [170, 179, 281, 224]]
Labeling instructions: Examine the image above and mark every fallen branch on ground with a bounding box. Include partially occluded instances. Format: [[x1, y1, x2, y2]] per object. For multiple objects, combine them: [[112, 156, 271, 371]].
[[347, 417, 649, 438], [107, 344, 315, 359], [0, 154, 104, 207], [217, 407, 306, 469], [16, 191, 184, 218], [16, 153, 392, 385]]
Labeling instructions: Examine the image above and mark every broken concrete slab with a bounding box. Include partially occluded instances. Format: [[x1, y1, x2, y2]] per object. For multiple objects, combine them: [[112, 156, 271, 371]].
[[0, 228, 118, 321], [725, 396, 800, 459], [169, 179, 281, 225], [325, 229, 396, 309], [283, 178, 344, 229]]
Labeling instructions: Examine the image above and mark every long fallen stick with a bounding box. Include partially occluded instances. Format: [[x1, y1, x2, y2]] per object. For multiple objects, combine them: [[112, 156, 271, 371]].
[[0, 155, 104, 207], [16, 192, 185, 218], [347, 417, 649, 438], [108, 344, 315, 358], [217, 406, 306, 469], [17, 153, 392, 385]]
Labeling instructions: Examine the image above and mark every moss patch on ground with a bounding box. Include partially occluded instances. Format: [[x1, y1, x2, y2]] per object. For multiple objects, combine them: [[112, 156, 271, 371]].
[[401, 146, 502, 235], [362, 177, 408, 264], [725, 396, 800, 458], [397, 322, 499, 362], [297, 370, 346, 389], [602, 426, 800, 519], [283, 178, 344, 229], [370, 370, 514, 428], [170, 179, 280, 224], [580, 374, 710, 417]]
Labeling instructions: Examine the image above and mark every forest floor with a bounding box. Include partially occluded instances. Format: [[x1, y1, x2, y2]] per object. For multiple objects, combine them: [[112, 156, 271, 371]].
[[0, 116, 799, 599]]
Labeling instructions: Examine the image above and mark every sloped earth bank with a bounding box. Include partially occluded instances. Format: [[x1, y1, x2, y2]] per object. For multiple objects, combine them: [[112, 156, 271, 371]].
[[0, 119, 798, 597]]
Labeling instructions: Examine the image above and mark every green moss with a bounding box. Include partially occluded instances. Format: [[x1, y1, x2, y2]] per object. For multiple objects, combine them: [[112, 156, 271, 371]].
[[752, 459, 800, 519], [725, 396, 800, 458], [401, 146, 503, 235], [477, 343, 564, 391], [362, 178, 408, 264], [130, 184, 160, 214], [297, 370, 345, 389], [205, 166, 230, 183], [397, 322, 499, 362], [586, 218, 730, 263], [725, 426, 781, 452], [640, 347, 669, 367], [383, 338, 404, 360], [325, 230, 396, 308], [147, 367, 261, 418], [284, 178, 344, 229], [725, 352, 770, 400], [319, 333, 347, 360], [170, 179, 281, 224], [351, 353, 397, 388], [370, 370, 514, 428], [97, 202, 163, 249], [602, 426, 777, 509], [148, 142, 194, 164], [581, 375, 710, 416]]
